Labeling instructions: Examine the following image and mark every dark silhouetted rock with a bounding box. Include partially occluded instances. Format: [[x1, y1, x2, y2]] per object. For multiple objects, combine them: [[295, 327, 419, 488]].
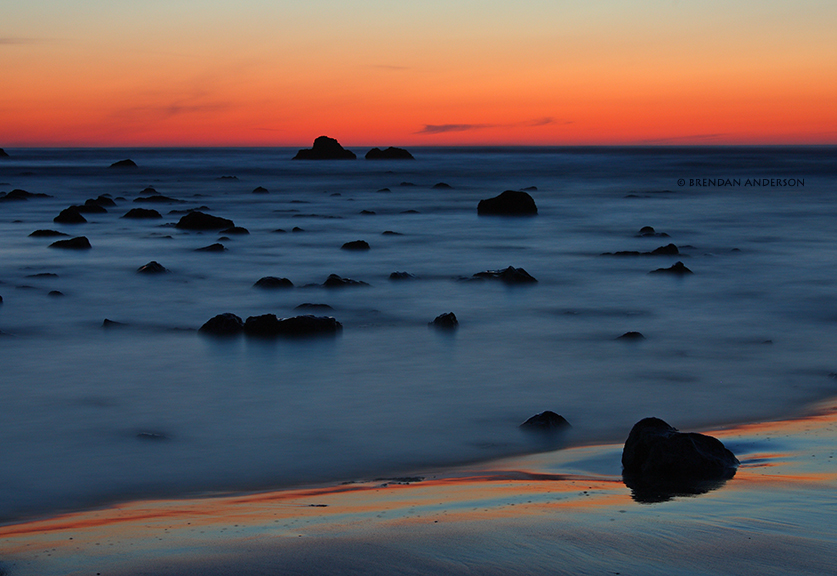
[[521, 186, 538, 191], [322, 274, 369, 288], [252, 186, 269, 194], [618, 331, 645, 340], [122, 207, 162, 219], [341, 240, 370, 251], [195, 243, 226, 252], [273, 228, 287, 233], [359, 210, 376, 215], [365, 147, 414, 160], [200, 313, 244, 335], [293, 136, 356, 160], [432, 182, 452, 189], [430, 312, 458, 329], [26, 272, 58, 278], [292, 227, 305, 233], [650, 261, 693, 275], [221, 226, 249, 235], [176, 211, 234, 230], [0, 189, 51, 202], [519, 411, 571, 432], [134, 195, 181, 204], [604, 244, 680, 257], [622, 417, 738, 501], [389, 271, 415, 280], [137, 261, 168, 274], [295, 303, 334, 311], [243, 314, 342, 337], [29, 229, 68, 237], [377, 187, 391, 193], [254, 276, 293, 289], [54, 207, 87, 224], [102, 318, 125, 328], [0, 148, 8, 157], [94, 195, 117, 207], [75, 199, 107, 213], [638, 226, 670, 237], [48, 290, 64, 297], [110, 159, 137, 168], [49, 236, 91, 249], [472, 266, 537, 284], [477, 190, 537, 216]]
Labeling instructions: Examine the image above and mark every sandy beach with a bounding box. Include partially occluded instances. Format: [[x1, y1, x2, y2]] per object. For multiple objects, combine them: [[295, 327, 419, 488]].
[[2, 399, 835, 576]]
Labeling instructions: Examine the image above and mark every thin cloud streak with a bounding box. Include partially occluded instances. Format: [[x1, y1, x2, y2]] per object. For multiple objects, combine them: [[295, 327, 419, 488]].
[[417, 117, 568, 134]]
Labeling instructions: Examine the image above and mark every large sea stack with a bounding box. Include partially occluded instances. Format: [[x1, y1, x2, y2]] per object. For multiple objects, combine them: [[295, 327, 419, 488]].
[[293, 136, 356, 160]]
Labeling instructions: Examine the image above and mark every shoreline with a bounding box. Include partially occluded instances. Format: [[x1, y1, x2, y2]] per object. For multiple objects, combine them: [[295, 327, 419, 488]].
[[2, 399, 836, 575]]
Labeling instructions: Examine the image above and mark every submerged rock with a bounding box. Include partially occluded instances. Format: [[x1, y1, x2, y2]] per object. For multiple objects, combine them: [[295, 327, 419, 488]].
[[472, 266, 537, 284], [199, 313, 244, 335], [622, 418, 739, 487], [0, 148, 8, 157], [244, 314, 342, 337], [176, 211, 234, 230], [295, 303, 334, 311], [29, 229, 68, 237], [322, 274, 369, 288], [477, 190, 538, 216], [221, 226, 249, 235], [389, 271, 416, 280], [49, 236, 91, 249], [74, 199, 107, 213], [54, 207, 87, 224], [650, 261, 693, 275], [341, 240, 370, 251], [365, 146, 414, 160], [195, 243, 226, 252], [122, 208, 162, 219], [137, 261, 168, 274], [254, 276, 293, 289], [252, 186, 269, 194], [429, 312, 458, 329], [293, 136, 356, 160], [110, 159, 137, 168], [604, 244, 680, 257], [0, 189, 51, 202], [638, 226, 670, 238], [519, 411, 571, 432], [432, 182, 453, 189], [134, 195, 181, 204], [617, 331, 645, 340]]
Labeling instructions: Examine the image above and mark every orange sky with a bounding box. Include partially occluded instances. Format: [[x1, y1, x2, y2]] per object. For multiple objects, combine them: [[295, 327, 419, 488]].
[[2, 1, 836, 146]]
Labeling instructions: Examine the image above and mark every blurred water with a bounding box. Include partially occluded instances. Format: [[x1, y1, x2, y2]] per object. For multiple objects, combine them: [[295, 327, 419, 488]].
[[1, 145, 836, 521]]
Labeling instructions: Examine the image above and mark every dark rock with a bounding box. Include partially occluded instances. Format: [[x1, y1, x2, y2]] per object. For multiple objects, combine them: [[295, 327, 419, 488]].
[[295, 303, 334, 311], [341, 240, 370, 251], [638, 226, 670, 238], [322, 274, 369, 288], [519, 411, 571, 432], [49, 236, 91, 249], [221, 226, 249, 235], [141, 186, 158, 195], [604, 244, 679, 257], [382, 230, 403, 236], [359, 210, 376, 215], [429, 312, 458, 329], [622, 417, 739, 501], [293, 136, 356, 160], [273, 228, 287, 233], [94, 195, 117, 207], [365, 146, 414, 160], [244, 314, 342, 337], [477, 190, 537, 216], [521, 186, 538, 191], [122, 207, 162, 219], [472, 266, 537, 284], [137, 261, 168, 274], [0, 189, 51, 202], [200, 313, 244, 335], [26, 272, 58, 278], [176, 211, 234, 230], [75, 199, 107, 213], [400, 209, 420, 214], [252, 186, 269, 194], [54, 207, 87, 224], [110, 159, 137, 168], [216, 175, 238, 180], [102, 318, 125, 328], [617, 331, 645, 340], [134, 195, 181, 204], [432, 182, 453, 189], [254, 276, 293, 289], [48, 290, 64, 297], [291, 227, 305, 233], [0, 295, 3, 303], [0, 148, 8, 157], [29, 229, 68, 237], [650, 261, 693, 275], [377, 187, 391, 192], [389, 271, 415, 280], [195, 243, 226, 252]]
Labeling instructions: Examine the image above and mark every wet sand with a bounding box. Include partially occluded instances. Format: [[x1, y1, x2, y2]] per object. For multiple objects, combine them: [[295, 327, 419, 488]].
[[2, 401, 836, 576]]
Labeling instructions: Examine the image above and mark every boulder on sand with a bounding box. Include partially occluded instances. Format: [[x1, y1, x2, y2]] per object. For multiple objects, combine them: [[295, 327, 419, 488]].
[[621, 417, 739, 501], [477, 190, 537, 216], [293, 136, 356, 160]]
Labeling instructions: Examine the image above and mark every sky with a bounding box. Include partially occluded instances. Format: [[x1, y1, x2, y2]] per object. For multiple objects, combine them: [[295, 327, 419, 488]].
[[2, 0, 836, 146]]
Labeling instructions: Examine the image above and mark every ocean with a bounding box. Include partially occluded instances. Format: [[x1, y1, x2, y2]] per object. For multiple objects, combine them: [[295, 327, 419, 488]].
[[1, 145, 835, 522]]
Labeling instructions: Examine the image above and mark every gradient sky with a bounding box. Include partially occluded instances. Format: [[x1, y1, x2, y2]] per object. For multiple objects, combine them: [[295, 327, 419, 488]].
[[2, 1, 836, 146]]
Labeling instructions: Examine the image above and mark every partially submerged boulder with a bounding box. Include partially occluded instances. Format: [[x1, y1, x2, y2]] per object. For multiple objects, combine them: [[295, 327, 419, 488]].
[[54, 207, 87, 224], [176, 211, 234, 230], [49, 236, 91, 249], [0, 189, 51, 202], [429, 312, 458, 329], [603, 244, 680, 257], [293, 136, 356, 160], [365, 146, 414, 160], [110, 159, 137, 168], [322, 274, 369, 288], [0, 148, 8, 157], [137, 261, 168, 274], [122, 208, 162, 219], [472, 266, 537, 284], [622, 417, 739, 501], [477, 190, 537, 216], [243, 314, 342, 337], [341, 240, 370, 251], [519, 411, 571, 432], [199, 313, 244, 335], [254, 276, 293, 289], [650, 261, 693, 275]]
